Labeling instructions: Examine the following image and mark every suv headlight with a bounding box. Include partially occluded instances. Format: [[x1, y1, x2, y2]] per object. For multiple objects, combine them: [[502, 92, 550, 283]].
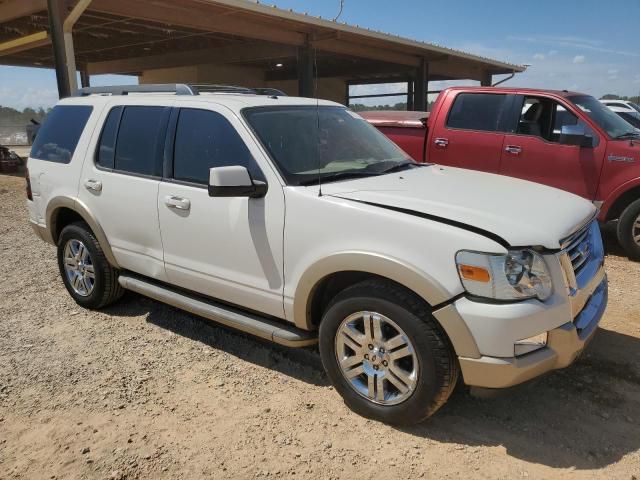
[[455, 250, 553, 301]]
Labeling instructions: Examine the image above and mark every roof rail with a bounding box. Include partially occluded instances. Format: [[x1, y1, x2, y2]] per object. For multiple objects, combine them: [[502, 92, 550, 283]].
[[75, 83, 289, 97], [75, 84, 196, 96], [190, 84, 256, 94]]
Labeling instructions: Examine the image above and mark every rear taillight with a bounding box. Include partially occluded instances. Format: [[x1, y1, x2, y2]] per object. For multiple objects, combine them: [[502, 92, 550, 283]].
[[25, 167, 33, 201]]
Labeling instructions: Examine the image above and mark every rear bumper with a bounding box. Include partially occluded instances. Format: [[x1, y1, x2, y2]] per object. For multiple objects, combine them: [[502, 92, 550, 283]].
[[458, 277, 607, 389]]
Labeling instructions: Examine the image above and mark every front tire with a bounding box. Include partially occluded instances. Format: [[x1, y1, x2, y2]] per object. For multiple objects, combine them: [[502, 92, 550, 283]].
[[57, 222, 124, 309], [617, 198, 640, 260], [319, 280, 459, 425]]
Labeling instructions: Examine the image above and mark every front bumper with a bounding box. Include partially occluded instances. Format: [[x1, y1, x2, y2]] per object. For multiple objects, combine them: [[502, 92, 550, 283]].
[[458, 277, 608, 389]]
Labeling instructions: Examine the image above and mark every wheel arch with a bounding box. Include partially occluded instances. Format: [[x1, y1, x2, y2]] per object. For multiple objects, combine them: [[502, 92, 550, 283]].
[[46, 196, 120, 268], [293, 252, 452, 332], [602, 182, 640, 222]]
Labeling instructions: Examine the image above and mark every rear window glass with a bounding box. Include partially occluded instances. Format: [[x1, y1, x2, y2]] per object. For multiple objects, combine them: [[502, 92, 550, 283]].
[[30, 105, 93, 163], [446, 93, 507, 132], [114, 106, 167, 176]]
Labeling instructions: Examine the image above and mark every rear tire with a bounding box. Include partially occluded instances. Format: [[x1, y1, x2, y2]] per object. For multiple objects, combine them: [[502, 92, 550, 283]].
[[57, 222, 124, 309], [319, 279, 458, 425], [617, 198, 640, 260]]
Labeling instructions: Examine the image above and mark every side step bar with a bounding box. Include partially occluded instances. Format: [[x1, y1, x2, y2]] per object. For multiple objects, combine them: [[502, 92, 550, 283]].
[[118, 274, 317, 348]]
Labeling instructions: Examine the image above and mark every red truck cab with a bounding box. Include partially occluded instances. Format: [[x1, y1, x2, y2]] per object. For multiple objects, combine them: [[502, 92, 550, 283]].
[[361, 87, 640, 259]]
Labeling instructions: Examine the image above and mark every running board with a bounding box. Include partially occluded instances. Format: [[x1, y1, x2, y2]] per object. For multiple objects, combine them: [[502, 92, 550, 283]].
[[118, 274, 317, 348]]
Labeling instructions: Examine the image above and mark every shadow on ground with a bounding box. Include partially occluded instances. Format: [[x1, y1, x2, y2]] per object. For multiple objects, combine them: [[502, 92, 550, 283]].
[[103, 292, 327, 387], [105, 292, 640, 470]]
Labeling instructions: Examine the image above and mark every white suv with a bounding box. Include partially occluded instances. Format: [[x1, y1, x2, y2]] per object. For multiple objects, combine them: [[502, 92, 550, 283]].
[[26, 84, 608, 424]]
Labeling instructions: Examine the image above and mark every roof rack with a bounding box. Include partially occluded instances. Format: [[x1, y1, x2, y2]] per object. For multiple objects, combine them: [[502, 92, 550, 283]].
[[75, 83, 288, 97], [189, 84, 256, 94], [75, 84, 196, 96]]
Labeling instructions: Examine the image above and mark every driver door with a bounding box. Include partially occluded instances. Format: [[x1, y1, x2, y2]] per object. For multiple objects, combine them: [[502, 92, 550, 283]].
[[500, 95, 605, 200], [157, 104, 286, 318]]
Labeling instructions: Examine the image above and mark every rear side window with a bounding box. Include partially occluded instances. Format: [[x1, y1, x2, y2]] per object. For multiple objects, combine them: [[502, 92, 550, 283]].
[[446, 93, 507, 132], [96, 107, 122, 169], [172, 108, 261, 184], [114, 106, 168, 176], [30, 105, 92, 163]]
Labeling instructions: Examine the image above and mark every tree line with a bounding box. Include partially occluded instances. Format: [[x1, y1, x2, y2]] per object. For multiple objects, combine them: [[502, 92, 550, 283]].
[[0, 106, 51, 127], [600, 94, 640, 104]]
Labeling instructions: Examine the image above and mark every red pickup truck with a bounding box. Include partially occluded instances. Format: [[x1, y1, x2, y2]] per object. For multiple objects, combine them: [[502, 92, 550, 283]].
[[361, 87, 640, 259]]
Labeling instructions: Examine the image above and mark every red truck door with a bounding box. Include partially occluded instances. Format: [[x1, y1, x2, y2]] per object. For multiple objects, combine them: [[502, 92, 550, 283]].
[[429, 92, 512, 173], [499, 95, 604, 200]]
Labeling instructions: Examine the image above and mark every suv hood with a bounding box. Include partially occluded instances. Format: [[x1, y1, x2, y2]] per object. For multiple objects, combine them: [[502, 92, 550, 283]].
[[321, 165, 596, 249]]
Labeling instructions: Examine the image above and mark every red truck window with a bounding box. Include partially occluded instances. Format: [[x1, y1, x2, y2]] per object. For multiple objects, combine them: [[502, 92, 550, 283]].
[[446, 93, 508, 132], [516, 97, 595, 144]]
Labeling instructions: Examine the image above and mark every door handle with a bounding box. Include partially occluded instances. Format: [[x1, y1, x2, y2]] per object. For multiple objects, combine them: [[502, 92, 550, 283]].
[[84, 179, 102, 192], [434, 137, 449, 148], [165, 195, 191, 211], [505, 145, 522, 155]]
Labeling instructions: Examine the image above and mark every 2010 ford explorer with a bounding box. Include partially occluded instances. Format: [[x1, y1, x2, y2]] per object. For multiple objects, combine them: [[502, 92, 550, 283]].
[[26, 84, 607, 425]]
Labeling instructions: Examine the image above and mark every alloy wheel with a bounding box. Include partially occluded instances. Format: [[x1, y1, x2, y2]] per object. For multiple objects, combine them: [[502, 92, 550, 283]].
[[63, 239, 95, 296], [335, 311, 419, 405]]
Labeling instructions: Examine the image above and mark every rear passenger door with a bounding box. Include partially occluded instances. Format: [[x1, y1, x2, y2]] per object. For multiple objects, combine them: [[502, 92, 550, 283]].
[[429, 92, 511, 173], [157, 104, 286, 318], [78, 102, 171, 281]]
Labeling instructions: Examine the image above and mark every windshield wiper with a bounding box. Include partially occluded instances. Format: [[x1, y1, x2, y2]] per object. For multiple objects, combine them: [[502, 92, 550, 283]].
[[376, 161, 425, 175], [613, 131, 640, 140], [298, 171, 381, 186]]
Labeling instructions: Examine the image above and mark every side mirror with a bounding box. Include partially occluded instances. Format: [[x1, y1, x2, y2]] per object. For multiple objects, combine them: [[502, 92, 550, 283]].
[[208, 166, 267, 198], [559, 124, 592, 147]]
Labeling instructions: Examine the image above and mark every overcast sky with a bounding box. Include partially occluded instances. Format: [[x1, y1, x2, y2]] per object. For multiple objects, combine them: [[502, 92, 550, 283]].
[[0, 0, 638, 109]]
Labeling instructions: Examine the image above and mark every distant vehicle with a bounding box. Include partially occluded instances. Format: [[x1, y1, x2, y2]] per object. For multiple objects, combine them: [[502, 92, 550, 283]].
[[605, 105, 640, 130], [600, 99, 640, 114], [0, 145, 21, 173], [26, 83, 607, 425], [362, 86, 640, 259]]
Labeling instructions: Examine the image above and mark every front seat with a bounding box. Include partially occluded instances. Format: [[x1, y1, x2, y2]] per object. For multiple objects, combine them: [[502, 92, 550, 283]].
[[519, 103, 543, 137]]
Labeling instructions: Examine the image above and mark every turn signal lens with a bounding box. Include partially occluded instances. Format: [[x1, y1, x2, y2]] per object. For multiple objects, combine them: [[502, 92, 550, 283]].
[[458, 264, 491, 283]]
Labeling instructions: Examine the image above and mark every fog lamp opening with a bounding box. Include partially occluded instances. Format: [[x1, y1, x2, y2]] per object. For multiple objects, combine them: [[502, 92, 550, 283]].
[[514, 332, 548, 356]]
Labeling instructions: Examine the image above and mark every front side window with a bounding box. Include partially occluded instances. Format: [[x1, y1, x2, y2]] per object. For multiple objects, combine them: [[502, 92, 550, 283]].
[[516, 97, 598, 144], [243, 106, 414, 186], [114, 106, 167, 176], [172, 108, 260, 184], [446, 93, 508, 132], [30, 105, 92, 163]]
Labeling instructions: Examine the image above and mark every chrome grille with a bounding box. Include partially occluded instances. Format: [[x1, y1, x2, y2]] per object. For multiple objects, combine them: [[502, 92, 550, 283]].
[[560, 220, 604, 297], [566, 227, 592, 275]]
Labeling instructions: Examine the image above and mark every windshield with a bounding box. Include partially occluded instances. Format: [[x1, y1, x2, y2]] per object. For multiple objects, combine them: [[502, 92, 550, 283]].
[[570, 95, 639, 139], [243, 106, 414, 185]]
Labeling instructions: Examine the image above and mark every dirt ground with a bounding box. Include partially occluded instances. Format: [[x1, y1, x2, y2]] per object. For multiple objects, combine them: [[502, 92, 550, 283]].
[[0, 172, 639, 480]]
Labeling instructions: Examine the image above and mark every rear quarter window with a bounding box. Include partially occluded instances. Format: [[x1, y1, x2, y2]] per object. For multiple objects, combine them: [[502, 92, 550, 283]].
[[30, 105, 93, 163]]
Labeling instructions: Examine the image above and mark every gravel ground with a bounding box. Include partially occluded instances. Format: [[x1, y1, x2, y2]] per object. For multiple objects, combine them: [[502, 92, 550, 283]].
[[1, 172, 639, 480]]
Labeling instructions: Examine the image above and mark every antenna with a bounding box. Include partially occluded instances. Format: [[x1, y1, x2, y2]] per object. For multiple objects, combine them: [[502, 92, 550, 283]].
[[314, 46, 323, 197]]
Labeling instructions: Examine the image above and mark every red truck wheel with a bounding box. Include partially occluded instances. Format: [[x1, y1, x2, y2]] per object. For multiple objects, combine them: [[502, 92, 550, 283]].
[[617, 198, 640, 260]]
